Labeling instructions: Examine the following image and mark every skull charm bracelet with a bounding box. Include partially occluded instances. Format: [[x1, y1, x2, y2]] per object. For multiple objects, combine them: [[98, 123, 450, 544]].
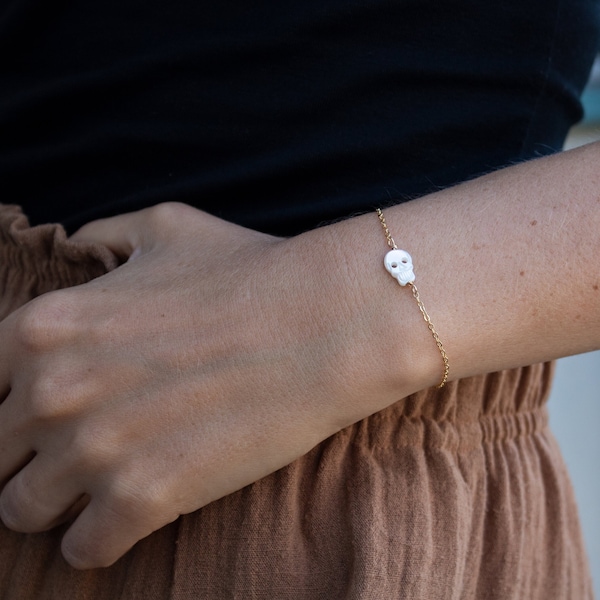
[[376, 208, 449, 388]]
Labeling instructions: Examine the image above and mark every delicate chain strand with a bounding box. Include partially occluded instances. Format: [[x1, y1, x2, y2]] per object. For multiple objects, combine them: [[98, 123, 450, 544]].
[[408, 282, 449, 388], [376, 208, 398, 250], [375, 208, 449, 388]]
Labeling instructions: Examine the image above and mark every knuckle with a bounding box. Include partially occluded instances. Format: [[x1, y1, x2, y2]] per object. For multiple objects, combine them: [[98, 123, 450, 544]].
[[27, 379, 58, 421], [146, 202, 191, 231], [109, 482, 152, 521], [67, 428, 116, 470], [15, 293, 78, 353], [28, 374, 86, 422], [107, 476, 170, 527]]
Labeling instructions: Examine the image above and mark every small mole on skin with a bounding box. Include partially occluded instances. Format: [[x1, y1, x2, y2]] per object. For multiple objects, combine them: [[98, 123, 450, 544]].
[[530, 220, 538, 226], [575, 315, 581, 320], [519, 270, 525, 277], [594, 285, 599, 291]]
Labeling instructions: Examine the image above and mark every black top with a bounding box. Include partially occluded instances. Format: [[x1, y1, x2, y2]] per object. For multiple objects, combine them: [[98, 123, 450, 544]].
[[1, 0, 599, 236]]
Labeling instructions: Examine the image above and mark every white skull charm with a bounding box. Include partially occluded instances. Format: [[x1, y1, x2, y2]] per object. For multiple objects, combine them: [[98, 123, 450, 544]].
[[384, 249, 415, 286]]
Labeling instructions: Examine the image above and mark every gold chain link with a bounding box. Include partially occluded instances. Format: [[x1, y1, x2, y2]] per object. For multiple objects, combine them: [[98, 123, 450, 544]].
[[408, 282, 449, 388], [376, 208, 449, 388], [376, 207, 398, 250]]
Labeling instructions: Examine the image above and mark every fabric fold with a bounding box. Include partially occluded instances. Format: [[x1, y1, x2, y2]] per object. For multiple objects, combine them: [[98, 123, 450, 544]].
[[0, 204, 118, 319]]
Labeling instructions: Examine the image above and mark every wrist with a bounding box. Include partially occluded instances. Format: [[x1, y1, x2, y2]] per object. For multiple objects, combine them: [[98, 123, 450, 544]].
[[282, 213, 443, 431]]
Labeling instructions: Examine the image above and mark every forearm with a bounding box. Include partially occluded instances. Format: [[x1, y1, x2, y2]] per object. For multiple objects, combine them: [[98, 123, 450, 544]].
[[295, 142, 600, 418], [1, 143, 597, 568]]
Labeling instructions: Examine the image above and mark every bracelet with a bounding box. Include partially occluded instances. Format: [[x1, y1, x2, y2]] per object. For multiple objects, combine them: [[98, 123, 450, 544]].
[[376, 208, 449, 388]]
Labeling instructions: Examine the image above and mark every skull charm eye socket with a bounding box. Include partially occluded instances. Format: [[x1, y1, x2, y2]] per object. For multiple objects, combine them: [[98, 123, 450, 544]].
[[384, 249, 415, 286], [391, 258, 408, 268]]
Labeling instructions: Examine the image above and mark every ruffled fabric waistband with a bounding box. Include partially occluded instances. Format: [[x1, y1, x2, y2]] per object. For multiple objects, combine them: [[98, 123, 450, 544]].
[[0, 204, 117, 318], [354, 362, 554, 453]]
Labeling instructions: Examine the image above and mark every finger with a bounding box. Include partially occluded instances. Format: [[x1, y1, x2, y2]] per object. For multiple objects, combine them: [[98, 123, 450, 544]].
[[0, 455, 85, 533], [0, 309, 19, 400], [70, 202, 213, 262], [0, 290, 77, 402], [0, 392, 35, 486], [61, 492, 169, 569], [69, 202, 197, 260], [0, 296, 85, 485], [69, 212, 148, 260]]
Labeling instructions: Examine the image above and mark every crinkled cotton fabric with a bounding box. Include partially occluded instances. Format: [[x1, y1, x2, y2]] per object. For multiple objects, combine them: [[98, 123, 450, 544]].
[[0, 205, 593, 599]]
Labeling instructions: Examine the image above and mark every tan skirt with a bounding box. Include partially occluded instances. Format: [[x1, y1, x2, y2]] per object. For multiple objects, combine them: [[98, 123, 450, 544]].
[[0, 205, 593, 599]]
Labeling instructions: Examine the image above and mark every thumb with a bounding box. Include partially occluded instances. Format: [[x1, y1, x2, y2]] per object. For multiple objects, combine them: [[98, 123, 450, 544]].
[[69, 210, 155, 261]]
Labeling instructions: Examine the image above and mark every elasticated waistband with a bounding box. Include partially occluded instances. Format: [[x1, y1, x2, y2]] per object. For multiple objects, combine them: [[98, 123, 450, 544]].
[[341, 362, 553, 452]]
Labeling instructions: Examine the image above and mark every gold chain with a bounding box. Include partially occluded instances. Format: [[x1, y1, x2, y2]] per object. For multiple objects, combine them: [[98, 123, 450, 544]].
[[376, 207, 397, 250], [376, 208, 449, 388], [408, 283, 449, 388]]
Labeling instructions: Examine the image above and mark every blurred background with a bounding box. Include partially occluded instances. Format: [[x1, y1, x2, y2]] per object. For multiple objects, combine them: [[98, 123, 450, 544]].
[[550, 53, 600, 598]]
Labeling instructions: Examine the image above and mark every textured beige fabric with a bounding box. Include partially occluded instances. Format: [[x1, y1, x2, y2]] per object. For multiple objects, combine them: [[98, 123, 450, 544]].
[[0, 205, 593, 599]]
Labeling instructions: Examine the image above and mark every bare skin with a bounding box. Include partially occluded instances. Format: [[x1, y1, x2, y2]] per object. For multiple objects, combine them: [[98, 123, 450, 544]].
[[0, 141, 599, 569]]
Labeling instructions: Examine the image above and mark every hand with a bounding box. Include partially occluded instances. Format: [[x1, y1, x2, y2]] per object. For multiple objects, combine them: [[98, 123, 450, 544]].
[[0, 203, 406, 570]]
